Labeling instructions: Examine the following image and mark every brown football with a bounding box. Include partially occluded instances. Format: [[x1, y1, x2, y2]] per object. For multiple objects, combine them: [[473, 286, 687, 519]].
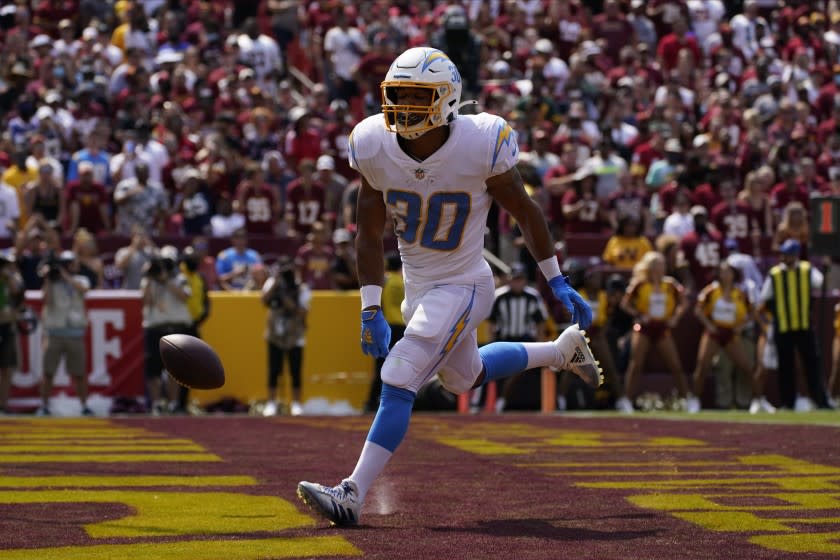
[[159, 334, 225, 390]]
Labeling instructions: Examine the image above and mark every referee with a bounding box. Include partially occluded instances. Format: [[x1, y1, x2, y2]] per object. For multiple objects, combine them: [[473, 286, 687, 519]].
[[483, 262, 548, 412], [759, 239, 833, 410]]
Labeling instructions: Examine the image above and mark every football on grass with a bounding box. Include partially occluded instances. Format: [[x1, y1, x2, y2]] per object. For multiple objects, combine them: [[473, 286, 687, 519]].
[[159, 334, 225, 390]]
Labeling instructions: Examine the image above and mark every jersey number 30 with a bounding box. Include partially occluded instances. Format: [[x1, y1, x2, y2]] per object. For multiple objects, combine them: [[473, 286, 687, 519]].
[[386, 190, 470, 251]]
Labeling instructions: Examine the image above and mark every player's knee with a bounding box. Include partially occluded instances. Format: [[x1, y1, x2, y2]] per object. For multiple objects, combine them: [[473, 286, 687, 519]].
[[381, 356, 421, 391]]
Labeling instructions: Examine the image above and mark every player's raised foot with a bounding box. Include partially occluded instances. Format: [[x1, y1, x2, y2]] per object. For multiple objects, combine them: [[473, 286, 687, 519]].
[[297, 479, 361, 526], [551, 324, 603, 388]]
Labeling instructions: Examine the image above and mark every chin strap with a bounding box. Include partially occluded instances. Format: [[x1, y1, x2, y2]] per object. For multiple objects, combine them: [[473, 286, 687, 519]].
[[457, 100, 479, 111]]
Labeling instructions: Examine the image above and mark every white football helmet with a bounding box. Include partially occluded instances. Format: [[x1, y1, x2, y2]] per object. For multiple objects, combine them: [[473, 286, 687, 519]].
[[381, 47, 465, 139]]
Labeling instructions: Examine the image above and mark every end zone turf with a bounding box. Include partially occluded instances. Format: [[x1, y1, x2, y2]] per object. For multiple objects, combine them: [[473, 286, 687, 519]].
[[0, 414, 838, 559]]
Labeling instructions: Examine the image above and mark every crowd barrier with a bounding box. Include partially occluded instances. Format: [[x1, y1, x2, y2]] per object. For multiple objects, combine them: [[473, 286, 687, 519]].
[[7, 289, 839, 412]]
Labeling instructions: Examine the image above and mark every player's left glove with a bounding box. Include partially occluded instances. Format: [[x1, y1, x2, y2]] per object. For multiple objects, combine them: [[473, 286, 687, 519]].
[[361, 307, 391, 358], [548, 275, 593, 329]]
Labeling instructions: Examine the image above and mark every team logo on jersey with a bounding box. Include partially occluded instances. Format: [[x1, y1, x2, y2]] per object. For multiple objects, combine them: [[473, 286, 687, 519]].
[[414, 168, 426, 180]]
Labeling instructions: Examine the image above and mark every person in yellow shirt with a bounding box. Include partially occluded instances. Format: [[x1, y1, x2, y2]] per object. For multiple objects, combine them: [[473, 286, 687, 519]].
[[1, 151, 37, 227], [573, 259, 622, 404], [689, 262, 754, 413], [619, 251, 690, 412], [175, 246, 211, 413], [366, 252, 406, 412], [602, 216, 653, 270]]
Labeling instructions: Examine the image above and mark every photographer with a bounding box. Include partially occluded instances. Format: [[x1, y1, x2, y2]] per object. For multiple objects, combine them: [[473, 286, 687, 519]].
[[262, 258, 310, 416], [38, 251, 92, 416], [0, 253, 22, 415], [141, 246, 192, 415]]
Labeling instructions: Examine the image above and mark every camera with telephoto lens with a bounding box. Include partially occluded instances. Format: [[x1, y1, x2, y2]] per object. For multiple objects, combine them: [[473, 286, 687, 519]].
[[145, 254, 177, 279], [40, 250, 73, 282]]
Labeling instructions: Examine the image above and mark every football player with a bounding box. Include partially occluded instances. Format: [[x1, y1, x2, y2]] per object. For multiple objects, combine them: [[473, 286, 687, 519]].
[[297, 47, 601, 526]]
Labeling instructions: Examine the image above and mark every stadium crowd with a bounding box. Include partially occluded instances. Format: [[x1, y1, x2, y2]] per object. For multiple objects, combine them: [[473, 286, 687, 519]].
[[1, 0, 840, 413]]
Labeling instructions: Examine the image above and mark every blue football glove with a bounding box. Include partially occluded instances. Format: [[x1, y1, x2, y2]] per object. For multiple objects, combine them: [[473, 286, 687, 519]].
[[361, 307, 391, 358], [548, 275, 593, 329]]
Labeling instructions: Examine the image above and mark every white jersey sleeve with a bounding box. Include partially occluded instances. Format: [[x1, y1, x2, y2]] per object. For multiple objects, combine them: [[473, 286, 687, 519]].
[[347, 115, 385, 186], [481, 113, 519, 178]]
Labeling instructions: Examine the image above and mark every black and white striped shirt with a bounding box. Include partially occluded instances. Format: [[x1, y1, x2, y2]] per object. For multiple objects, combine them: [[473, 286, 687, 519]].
[[490, 285, 548, 341]]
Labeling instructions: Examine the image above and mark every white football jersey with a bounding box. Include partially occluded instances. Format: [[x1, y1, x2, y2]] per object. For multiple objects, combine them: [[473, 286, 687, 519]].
[[349, 112, 519, 288]]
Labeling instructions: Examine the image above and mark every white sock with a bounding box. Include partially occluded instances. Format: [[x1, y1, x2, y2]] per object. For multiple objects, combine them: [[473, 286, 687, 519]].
[[521, 342, 560, 369], [349, 440, 392, 501]]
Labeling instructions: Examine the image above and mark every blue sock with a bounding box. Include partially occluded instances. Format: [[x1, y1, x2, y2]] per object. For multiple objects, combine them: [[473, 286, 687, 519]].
[[479, 342, 528, 384], [366, 384, 415, 452]]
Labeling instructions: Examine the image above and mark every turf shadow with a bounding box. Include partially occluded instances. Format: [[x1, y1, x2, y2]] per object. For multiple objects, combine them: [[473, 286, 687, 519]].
[[430, 518, 661, 541]]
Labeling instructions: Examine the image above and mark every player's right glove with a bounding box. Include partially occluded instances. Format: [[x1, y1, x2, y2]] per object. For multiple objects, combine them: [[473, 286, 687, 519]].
[[361, 307, 391, 358], [548, 275, 593, 329]]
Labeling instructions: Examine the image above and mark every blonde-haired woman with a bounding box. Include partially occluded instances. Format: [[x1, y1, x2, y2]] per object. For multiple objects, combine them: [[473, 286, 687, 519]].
[[772, 201, 809, 257], [618, 251, 691, 412], [689, 262, 755, 413], [72, 228, 104, 289], [738, 170, 774, 237]]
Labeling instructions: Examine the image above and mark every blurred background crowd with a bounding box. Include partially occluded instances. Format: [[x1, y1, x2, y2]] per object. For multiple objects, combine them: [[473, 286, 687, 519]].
[[1, 0, 840, 414]]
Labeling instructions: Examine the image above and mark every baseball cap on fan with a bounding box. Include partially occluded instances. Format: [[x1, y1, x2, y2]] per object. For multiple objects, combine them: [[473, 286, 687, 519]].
[[316, 155, 335, 171]]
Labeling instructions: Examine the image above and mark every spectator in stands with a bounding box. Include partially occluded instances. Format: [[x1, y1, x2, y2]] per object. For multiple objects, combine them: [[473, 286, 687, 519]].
[[38, 250, 92, 417], [113, 161, 169, 236], [286, 159, 326, 239], [210, 196, 245, 238], [689, 261, 755, 413], [562, 167, 609, 234], [141, 246, 193, 415], [235, 163, 280, 236], [711, 177, 755, 253], [324, 8, 367, 101], [68, 134, 110, 187], [663, 193, 694, 238], [295, 221, 334, 290], [65, 161, 110, 235], [770, 164, 810, 219], [0, 253, 23, 415], [262, 257, 310, 417], [620, 251, 691, 413], [216, 228, 263, 291], [738, 169, 775, 238], [772, 201, 809, 256], [584, 136, 627, 199], [24, 161, 61, 227], [602, 216, 653, 270], [332, 228, 358, 290], [680, 205, 725, 291], [173, 169, 212, 236], [315, 155, 348, 227], [72, 229, 104, 290], [2, 150, 36, 226], [115, 226, 156, 290]]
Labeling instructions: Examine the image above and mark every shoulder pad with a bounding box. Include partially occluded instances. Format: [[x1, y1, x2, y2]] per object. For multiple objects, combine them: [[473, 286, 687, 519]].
[[348, 115, 386, 173]]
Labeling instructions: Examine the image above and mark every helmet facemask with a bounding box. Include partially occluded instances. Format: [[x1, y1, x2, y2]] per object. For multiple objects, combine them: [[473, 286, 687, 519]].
[[381, 81, 453, 139]]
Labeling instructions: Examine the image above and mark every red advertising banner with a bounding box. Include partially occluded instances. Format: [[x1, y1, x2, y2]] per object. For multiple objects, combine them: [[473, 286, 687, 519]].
[[9, 290, 145, 411]]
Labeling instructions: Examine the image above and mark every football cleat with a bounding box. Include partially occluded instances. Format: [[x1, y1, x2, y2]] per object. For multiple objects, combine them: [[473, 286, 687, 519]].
[[551, 324, 603, 388], [297, 479, 362, 526]]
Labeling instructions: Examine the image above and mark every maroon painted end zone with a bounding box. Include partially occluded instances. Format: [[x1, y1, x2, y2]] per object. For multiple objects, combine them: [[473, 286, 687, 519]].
[[1, 415, 838, 560]]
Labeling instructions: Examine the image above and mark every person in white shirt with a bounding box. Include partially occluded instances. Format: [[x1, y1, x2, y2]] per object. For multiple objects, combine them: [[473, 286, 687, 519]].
[[687, 0, 725, 53], [0, 181, 20, 238], [730, 0, 766, 59], [210, 197, 245, 238], [663, 197, 696, 239], [324, 9, 367, 100], [237, 18, 283, 94]]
